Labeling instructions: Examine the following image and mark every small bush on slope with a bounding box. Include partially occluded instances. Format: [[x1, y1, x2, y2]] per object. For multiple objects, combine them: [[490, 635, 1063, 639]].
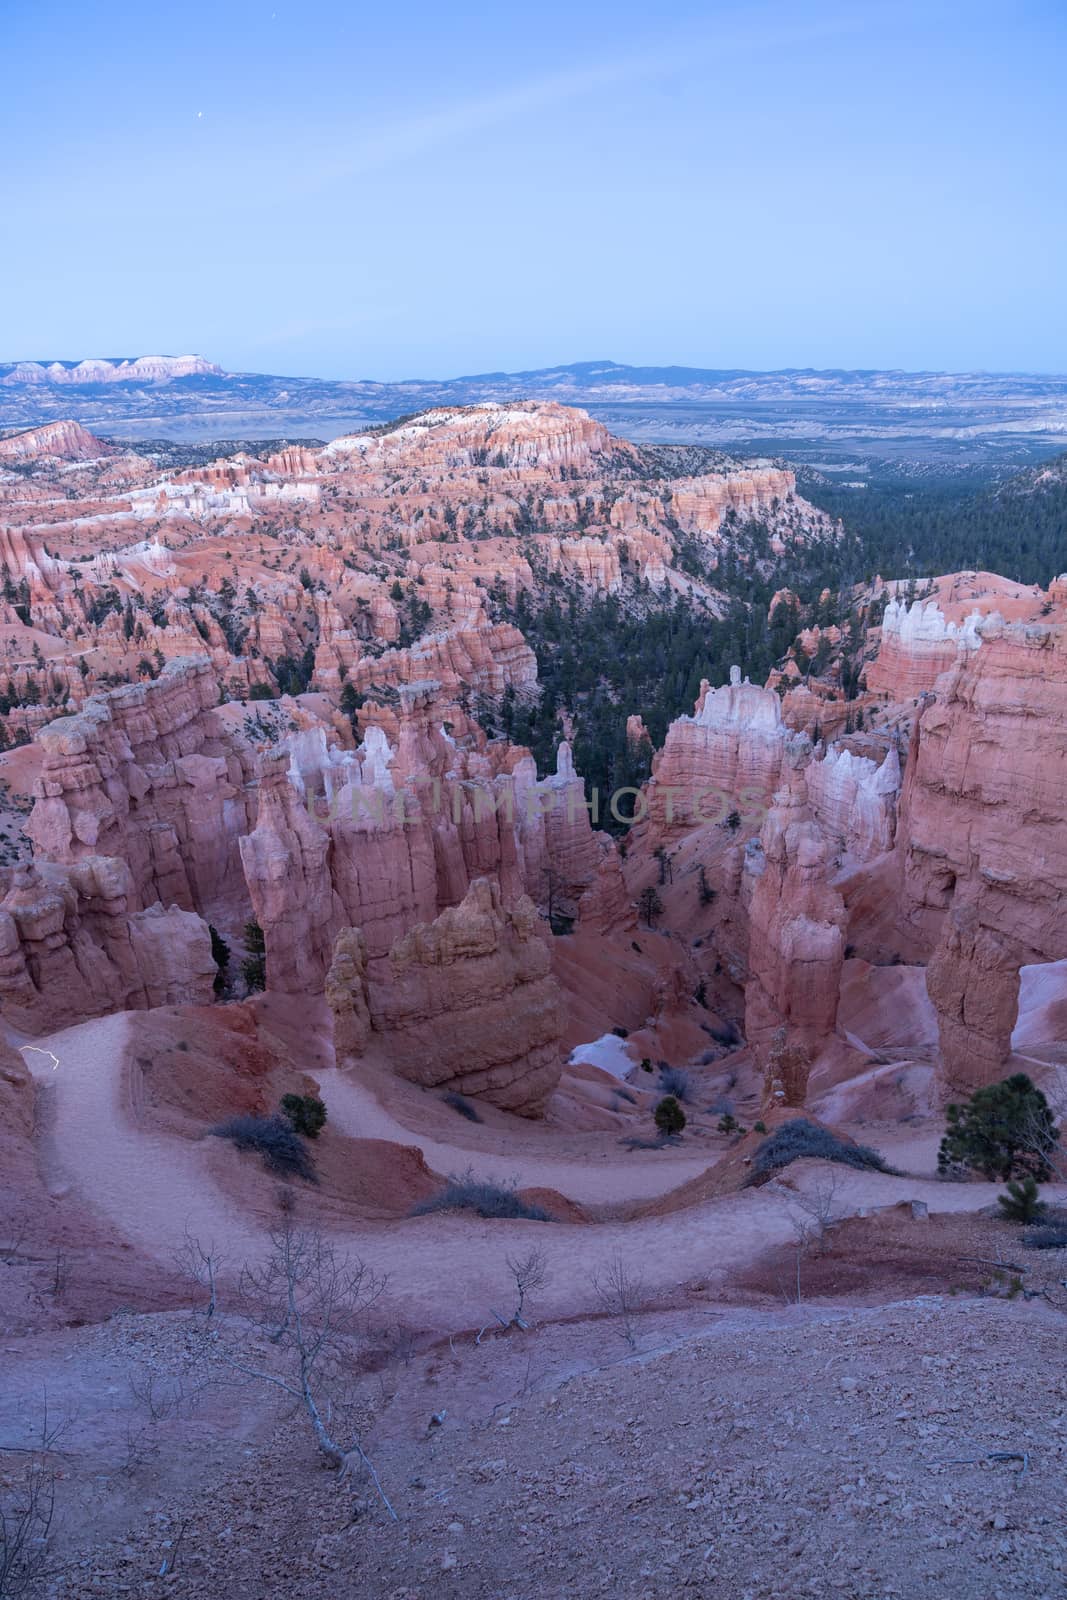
[[411, 1171, 549, 1222], [280, 1093, 327, 1139], [746, 1118, 896, 1184], [997, 1176, 1045, 1224], [654, 1096, 686, 1137], [658, 1066, 692, 1102], [211, 1114, 317, 1183]]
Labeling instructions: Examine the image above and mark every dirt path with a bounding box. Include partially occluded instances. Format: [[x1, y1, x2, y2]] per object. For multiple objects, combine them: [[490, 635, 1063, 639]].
[[314, 1065, 713, 1204], [21, 1013, 262, 1265], [19, 1012, 1065, 1331]]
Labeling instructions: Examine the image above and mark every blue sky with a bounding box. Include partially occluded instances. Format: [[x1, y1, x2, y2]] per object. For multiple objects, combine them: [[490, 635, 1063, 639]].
[[3, 0, 1065, 378]]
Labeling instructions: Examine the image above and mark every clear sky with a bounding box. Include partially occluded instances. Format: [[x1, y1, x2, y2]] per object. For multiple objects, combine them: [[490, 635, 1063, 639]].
[[3, 0, 1065, 379]]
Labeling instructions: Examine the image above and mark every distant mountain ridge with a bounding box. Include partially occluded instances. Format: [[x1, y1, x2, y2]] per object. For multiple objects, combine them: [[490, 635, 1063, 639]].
[[0, 355, 221, 386], [1, 355, 1065, 472]]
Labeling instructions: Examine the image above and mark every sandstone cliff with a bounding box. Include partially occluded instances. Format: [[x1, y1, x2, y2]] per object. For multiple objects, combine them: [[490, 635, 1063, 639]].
[[743, 771, 847, 1106], [328, 877, 563, 1114], [896, 615, 1067, 1092]]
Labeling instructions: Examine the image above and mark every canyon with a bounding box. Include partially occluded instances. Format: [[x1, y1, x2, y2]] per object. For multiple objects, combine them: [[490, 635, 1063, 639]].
[[1, 398, 1064, 1599]]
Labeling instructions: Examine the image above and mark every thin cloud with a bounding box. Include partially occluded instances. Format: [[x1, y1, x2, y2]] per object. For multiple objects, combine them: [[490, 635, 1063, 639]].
[[312, 2, 895, 186]]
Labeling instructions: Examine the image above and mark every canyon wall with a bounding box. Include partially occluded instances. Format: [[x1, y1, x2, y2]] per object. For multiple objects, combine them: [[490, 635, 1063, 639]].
[[897, 616, 1067, 1092], [0, 859, 215, 1033], [743, 770, 847, 1105], [25, 657, 256, 915], [327, 877, 563, 1114]]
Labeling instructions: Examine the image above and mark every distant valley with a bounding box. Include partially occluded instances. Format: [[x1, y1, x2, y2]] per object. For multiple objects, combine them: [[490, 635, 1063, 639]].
[[3, 355, 1067, 480]]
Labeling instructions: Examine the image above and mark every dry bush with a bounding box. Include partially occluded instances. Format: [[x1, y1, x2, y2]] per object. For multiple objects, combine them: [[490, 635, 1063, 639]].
[[593, 1253, 648, 1351], [225, 1221, 395, 1518]]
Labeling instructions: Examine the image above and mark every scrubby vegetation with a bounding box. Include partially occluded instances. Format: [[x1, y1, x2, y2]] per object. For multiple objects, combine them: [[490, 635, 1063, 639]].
[[658, 1066, 691, 1102], [747, 1119, 895, 1182], [654, 1096, 686, 1138], [211, 1114, 317, 1182], [411, 1172, 550, 1222], [997, 1175, 1045, 1224], [938, 1074, 1060, 1182], [280, 1093, 327, 1139], [241, 920, 267, 992]]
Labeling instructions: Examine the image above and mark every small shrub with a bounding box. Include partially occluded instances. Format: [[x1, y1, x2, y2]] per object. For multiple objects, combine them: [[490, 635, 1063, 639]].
[[212, 1114, 316, 1182], [638, 886, 664, 927], [209, 924, 230, 996], [717, 1113, 740, 1135], [442, 1090, 483, 1123], [654, 1096, 686, 1138], [997, 1175, 1044, 1224], [411, 1171, 549, 1222], [640, 1057, 653, 1073], [612, 1026, 629, 1038], [658, 1066, 691, 1102], [280, 1093, 327, 1139], [747, 1118, 896, 1183], [1023, 1221, 1067, 1250], [241, 954, 266, 992], [753, 1119, 767, 1134]]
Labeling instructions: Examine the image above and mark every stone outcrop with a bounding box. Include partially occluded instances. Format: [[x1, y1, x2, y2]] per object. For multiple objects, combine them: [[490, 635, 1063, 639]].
[[242, 720, 605, 992], [238, 753, 345, 993], [866, 597, 985, 700], [896, 616, 1067, 1093], [0, 419, 110, 461], [0, 859, 216, 1033], [743, 772, 847, 1105], [328, 878, 563, 1114], [325, 926, 371, 1062], [644, 667, 804, 836], [26, 658, 256, 914], [0, 355, 220, 386], [804, 743, 901, 861]]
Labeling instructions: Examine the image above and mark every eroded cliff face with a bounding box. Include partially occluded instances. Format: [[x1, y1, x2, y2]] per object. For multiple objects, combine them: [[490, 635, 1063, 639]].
[[0, 419, 111, 461], [327, 877, 563, 1114], [240, 714, 606, 993], [866, 597, 985, 700], [25, 657, 256, 914], [897, 616, 1067, 1092], [743, 770, 847, 1105], [643, 668, 804, 839], [0, 400, 835, 739], [0, 858, 215, 1033]]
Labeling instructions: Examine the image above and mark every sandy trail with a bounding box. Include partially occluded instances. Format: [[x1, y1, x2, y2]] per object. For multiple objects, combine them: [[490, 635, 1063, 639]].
[[314, 1066, 712, 1203], [19, 1011, 1065, 1330], [21, 1013, 262, 1265]]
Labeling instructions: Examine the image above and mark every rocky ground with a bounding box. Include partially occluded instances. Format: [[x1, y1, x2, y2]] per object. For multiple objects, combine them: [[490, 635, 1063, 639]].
[[5, 1264, 1065, 1600]]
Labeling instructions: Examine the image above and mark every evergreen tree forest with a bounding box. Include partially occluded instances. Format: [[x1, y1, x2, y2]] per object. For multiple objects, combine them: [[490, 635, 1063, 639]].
[[802, 452, 1067, 588]]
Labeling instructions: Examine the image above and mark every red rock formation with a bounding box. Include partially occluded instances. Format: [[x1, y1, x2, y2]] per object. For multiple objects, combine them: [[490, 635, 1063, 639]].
[[866, 596, 985, 700], [238, 752, 344, 993], [0, 859, 216, 1033], [896, 615, 1067, 1092], [26, 658, 256, 914], [743, 770, 847, 1105], [328, 877, 563, 1114], [0, 419, 111, 461], [644, 667, 802, 836], [803, 743, 901, 862]]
